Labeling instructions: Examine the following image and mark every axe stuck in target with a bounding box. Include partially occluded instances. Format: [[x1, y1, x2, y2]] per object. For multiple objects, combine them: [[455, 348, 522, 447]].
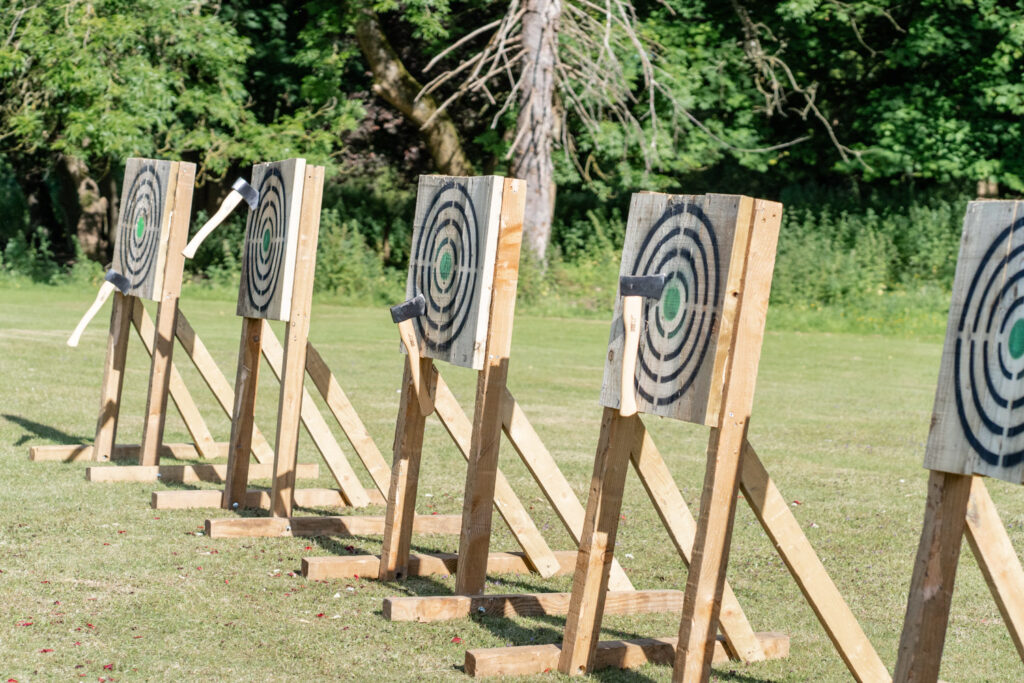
[[390, 292, 433, 415], [66, 270, 132, 348], [182, 178, 259, 259], [617, 273, 667, 416]]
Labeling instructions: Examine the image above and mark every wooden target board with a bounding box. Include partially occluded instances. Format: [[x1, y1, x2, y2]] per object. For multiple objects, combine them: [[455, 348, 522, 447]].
[[110, 158, 176, 301], [925, 200, 1024, 484], [236, 158, 307, 322], [404, 175, 504, 370], [599, 193, 750, 425]]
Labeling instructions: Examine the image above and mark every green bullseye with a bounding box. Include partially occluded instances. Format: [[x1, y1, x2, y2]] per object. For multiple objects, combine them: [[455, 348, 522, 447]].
[[663, 284, 681, 321], [439, 251, 453, 282], [262, 228, 271, 253], [135, 216, 145, 239], [1010, 319, 1024, 359]]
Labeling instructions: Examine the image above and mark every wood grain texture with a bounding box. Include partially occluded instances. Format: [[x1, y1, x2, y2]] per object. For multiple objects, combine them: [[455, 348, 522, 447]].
[[405, 175, 504, 369], [92, 292, 132, 462], [269, 164, 323, 517], [600, 194, 743, 425], [925, 200, 1024, 484], [111, 158, 175, 301], [222, 316, 264, 509], [305, 550, 578, 581], [895, 470, 972, 682], [236, 158, 306, 321], [675, 197, 780, 681], [740, 440, 888, 682], [457, 177, 527, 595], [206, 513, 462, 539], [466, 632, 789, 678], [138, 162, 197, 466]]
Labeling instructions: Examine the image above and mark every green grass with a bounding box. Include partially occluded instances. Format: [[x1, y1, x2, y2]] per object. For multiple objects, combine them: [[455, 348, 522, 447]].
[[2, 282, 1023, 681]]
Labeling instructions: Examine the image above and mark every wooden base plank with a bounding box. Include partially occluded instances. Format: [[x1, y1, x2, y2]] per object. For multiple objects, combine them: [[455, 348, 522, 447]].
[[384, 589, 683, 623], [30, 442, 223, 462], [85, 462, 319, 483], [206, 513, 463, 538], [464, 632, 789, 678], [151, 487, 385, 510], [304, 550, 578, 581]]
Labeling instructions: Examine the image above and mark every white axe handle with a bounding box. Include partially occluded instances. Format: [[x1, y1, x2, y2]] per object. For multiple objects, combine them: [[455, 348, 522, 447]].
[[182, 191, 244, 259], [67, 280, 117, 348], [619, 295, 642, 416], [397, 318, 433, 415]]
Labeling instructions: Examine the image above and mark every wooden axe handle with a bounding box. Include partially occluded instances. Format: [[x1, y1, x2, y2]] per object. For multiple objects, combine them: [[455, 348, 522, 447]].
[[397, 318, 433, 415], [619, 294, 642, 416], [67, 280, 117, 347], [183, 190, 244, 258]]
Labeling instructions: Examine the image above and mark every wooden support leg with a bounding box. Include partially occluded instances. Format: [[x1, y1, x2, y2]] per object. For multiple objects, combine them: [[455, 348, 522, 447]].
[[434, 374, 560, 578], [222, 317, 263, 509], [501, 388, 633, 592], [269, 164, 323, 518], [740, 441, 888, 681], [894, 470, 972, 683], [964, 476, 1024, 662], [131, 301, 217, 460], [631, 426, 765, 663], [93, 292, 133, 462], [174, 310, 274, 464], [557, 409, 641, 675], [379, 356, 434, 580]]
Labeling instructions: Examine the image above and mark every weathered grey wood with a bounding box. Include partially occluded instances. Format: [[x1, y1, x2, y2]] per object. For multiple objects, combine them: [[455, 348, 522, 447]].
[[111, 158, 175, 302], [405, 175, 504, 370], [925, 200, 1024, 485], [599, 193, 742, 426], [236, 158, 307, 322]]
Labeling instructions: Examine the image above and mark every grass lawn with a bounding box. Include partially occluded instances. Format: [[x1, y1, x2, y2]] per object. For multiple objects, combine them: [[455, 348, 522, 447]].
[[2, 282, 1023, 681]]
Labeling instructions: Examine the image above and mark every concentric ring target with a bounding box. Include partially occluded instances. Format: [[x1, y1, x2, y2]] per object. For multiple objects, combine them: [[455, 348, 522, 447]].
[[118, 162, 164, 290], [410, 181, 480, 353], [243, 168, 287, 314], [632, 201, 722, 408], [954, 215, 1024, 467]]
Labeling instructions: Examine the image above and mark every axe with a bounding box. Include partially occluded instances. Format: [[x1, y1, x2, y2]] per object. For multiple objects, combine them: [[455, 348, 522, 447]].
[[618, 274, 667, 417], [182, 178, 259, 259], [67, 270, 132, 347], [390, 293, 432, 415]]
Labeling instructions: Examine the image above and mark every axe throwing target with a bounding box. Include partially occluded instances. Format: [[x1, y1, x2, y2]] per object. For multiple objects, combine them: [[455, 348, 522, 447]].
[[405, 175, 504, 370], [111, 158, 174, 301]]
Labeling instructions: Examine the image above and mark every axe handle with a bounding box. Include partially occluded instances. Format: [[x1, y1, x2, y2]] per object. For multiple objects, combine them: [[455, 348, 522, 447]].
[[397, 318, 433, 415], [619, 294, 642, 417], [67, 280, 117, 347], [183, 190, 244, 258]]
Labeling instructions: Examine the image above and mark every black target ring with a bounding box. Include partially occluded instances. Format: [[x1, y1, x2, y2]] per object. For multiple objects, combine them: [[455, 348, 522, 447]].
[[954, 215, 1024, 467], [243, 168, 287, 313], [631, 200, 722, 408], [411, 181, 480, 353], [119, 162, 164, 290]]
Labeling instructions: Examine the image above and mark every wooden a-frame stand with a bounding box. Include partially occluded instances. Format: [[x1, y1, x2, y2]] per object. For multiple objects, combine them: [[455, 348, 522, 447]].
[[30, 161, 309, 489], [466, 195, 889, 681]]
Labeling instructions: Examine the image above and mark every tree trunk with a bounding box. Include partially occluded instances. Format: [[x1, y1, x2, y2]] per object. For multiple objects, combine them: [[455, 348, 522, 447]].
[[355, 11, 473, 176], [58, 155, 110, 262], [513, 0, 561, 262]]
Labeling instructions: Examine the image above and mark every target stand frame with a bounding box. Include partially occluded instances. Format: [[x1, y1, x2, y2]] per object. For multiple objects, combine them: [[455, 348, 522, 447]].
[[29, 159, 297, 488], [895, 200, 1024, 682], [301, 176, 660, 618], [464, 193, 888, 681]]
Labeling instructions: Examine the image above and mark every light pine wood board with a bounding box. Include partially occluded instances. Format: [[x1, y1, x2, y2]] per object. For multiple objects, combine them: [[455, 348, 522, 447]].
[[404, 175, 504, 370], [599, 193, 743, 425], [111, 158, 175, 301], [236, 158, 306, 321], [925, 200, 1024, 484]]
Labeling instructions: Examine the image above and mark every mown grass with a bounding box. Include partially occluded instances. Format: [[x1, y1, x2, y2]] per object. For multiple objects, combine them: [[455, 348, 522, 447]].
[[2, 282, 1023, 681]]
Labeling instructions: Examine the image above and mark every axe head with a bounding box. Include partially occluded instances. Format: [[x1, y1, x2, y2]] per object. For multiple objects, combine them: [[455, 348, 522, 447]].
[[619, 274, 667, 300], [390, 293, 426, 324], [231, 177, 259, 210], [104, 269, 131, 295]]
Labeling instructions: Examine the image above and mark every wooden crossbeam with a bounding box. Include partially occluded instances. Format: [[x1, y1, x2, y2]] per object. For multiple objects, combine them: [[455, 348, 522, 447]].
[[31, 442, 217, 462], [384, 589, 684, 623], [86, 462, 319, 484], [153, 487, 382, 510], [205, 513, 462, 538], [304, 550, 578, 582], [465, 633, 789, 678]]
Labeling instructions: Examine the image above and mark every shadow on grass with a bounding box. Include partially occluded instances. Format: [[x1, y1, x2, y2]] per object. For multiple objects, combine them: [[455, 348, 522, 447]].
[[4, 413, 89, 446]]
